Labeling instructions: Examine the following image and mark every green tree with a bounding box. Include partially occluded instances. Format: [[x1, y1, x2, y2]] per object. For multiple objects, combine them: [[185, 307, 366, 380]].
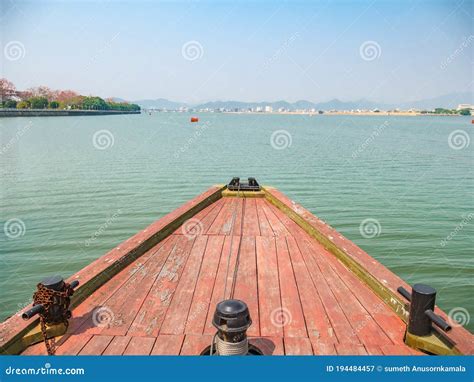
[[49, 101, 60, 109], [82, 96, 109, 110], [17, 100, 30, 109], [29, 96, 48, 109], [3, 99, 17, 108], [459, 108, 471, 116]]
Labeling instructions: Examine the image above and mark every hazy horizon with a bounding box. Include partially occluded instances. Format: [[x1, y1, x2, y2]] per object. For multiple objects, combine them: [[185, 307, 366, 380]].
[[2, 0, 473, 104]]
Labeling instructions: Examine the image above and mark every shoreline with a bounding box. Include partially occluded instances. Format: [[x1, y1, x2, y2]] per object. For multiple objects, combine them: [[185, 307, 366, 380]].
[[221, 111, 465, 117], [0, 109, 141, 118]]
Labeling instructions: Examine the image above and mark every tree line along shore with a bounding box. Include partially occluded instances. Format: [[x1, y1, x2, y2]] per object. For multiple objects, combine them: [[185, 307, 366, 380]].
[[0, 78, 140, 112]]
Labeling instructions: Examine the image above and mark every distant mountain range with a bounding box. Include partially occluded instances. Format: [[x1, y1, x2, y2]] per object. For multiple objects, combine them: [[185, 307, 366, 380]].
[[115, 92, 472, 111]]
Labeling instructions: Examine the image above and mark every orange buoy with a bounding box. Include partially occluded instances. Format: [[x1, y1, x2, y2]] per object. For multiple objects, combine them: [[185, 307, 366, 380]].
[[191, 117, 199, 123]]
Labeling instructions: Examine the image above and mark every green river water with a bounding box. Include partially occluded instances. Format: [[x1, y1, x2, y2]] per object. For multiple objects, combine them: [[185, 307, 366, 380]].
[[0, 113, 472, 330]]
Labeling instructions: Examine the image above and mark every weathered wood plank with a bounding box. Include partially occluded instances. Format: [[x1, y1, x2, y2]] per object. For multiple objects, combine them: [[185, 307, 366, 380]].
[[160, 236, 208, 335], [91, 236, 180, 336], [180, 334, 212, 355], [255, 198, 274, 236], [102, 336, 131, 355], [284, 337, 313, 355], [285, 236, 336, 342], [127, 235, 195, 337], [233, 236, 260, 337], [123, 336, 155, 355], [275, 236, 307, 338], [185, 235, 225, 335], [151, 334, 185, 355], [242, 198, 261, 236], [336, 343, 368, 355], [256, 236, 282, 337], [78, 335, 113, 355], [203, 235, 241, 335]]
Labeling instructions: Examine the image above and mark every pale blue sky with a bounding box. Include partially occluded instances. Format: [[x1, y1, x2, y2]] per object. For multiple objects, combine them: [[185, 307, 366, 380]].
[[1, 0, 472, 103]]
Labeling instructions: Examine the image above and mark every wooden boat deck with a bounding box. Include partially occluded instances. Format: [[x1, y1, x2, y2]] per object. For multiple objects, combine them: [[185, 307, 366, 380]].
[[21, 196, 422, 355]]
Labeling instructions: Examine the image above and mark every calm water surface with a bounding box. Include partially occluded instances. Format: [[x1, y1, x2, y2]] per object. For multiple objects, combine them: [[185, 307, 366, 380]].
[[1, 113, 472, 330]]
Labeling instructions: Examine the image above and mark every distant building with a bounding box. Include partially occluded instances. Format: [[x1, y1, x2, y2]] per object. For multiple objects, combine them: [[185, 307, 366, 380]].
[[456, 104, 474, 111], [264, 105, 273, 113]]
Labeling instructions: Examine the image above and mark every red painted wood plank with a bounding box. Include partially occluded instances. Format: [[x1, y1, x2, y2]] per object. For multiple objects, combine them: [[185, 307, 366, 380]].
[[207, 199, 233, 235], [242, 198, 261, 236], [173, 198, 224, 236], [180, 334, 213, 355], [127, 235, 195, 337], [123, 336, 155, 355], [160, 236, 208, 335], [21, 342, 47, 355], [233, 236, 260, 337], [55, 334, 92, 355], [336, 343, 368, 355], [259, 201, 290, 236], [91, 236, 180, 336], [380, 344, 414, 355], [151, 334, 185, 355], [249, 337, 284, 355], [284, 337, 313, 355], [185, 235, 225, 335], [102, 336, 131, 355], [203, 235, 241, 335], [285, 236, 336, 343], [256, 236, 282, 337], [255, 198, 274, 236], [78, 335, 113, 355], [293, 236, 359, 344], [221, 198, 243, 236], [310, 339, 337, 355], [275, 236, 307, 338], [365, 345, 384, 355], [307, 242, 392, 346]]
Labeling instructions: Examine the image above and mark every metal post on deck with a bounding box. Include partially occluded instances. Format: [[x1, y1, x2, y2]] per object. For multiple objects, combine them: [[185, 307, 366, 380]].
[[397, 283, 452, 336]]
